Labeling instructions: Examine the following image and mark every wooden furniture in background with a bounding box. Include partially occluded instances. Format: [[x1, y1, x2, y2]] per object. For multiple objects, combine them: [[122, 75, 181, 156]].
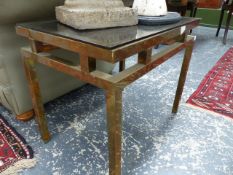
[[216, 0, 233, 44], [167, 0, 199, 17], [198, 0, 222, 8], [188, 0, 199, 17], [16, 17, 200, 175]]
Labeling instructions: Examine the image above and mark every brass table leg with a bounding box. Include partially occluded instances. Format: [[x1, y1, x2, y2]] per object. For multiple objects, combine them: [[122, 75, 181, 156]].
[[172, 39, 194, 113], [106, 88, 123, 175], [23, 56, 51, 142]]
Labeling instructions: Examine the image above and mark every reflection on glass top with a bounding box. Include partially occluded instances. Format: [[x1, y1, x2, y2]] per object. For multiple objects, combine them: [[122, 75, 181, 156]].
[[18, 18, 199, 49]]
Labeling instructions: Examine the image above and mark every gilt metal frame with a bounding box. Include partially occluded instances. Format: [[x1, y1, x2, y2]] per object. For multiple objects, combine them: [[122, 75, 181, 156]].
[[16, 19, 199, 175]]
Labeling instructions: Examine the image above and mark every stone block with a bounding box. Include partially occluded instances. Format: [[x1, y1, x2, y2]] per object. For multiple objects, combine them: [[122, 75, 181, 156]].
[[56, 0, 138, 30]]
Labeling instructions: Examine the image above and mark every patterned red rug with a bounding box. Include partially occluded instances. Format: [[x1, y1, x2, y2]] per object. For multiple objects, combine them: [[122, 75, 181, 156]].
[[0, 115, 36, 174], [187, 47, 233, 119]]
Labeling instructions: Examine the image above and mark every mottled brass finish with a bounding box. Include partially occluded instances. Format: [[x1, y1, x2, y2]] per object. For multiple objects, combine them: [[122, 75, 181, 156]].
[[23, 45, 51, 142], [172, 35, 195, 113], [106, 89, 123, 175], [138, 48, 152, 64], [17, 18, 199, 175], [80, 54, 96, 72]]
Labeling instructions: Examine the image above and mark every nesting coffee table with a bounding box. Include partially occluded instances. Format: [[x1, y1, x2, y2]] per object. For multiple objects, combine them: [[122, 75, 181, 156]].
[[16, 17, 200, 175]]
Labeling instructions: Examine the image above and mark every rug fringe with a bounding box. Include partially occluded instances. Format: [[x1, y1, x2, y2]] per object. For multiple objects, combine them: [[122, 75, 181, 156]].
[[184, 103, 233, 123], [1, 158, 37, 175]]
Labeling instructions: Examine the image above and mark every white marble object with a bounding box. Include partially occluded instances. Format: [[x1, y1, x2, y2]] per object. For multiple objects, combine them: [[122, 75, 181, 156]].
[[56, 0, 138, 30], [133, 0, 168, 16]]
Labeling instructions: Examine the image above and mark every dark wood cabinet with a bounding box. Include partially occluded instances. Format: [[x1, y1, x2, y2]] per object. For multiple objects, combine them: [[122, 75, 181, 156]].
[[198, 0, 222, 8]]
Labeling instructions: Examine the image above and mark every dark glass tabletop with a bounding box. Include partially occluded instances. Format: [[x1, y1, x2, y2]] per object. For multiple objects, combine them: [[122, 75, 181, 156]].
[[17, 17, 199, 49]]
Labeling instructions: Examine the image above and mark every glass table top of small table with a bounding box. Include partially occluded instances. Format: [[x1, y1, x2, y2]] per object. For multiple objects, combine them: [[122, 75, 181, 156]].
[[17, 17, 199, 49]]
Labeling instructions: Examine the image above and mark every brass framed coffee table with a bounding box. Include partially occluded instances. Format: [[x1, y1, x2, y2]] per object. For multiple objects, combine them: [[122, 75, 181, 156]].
[[16, 17, 200, 175]]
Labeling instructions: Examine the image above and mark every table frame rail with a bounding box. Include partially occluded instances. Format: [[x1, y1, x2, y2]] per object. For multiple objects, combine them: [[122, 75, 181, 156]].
[[21, 32, 196, 175]]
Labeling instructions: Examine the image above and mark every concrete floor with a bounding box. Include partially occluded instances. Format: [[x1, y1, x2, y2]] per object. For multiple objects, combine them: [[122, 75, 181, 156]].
[[1, 26, 233, 175]]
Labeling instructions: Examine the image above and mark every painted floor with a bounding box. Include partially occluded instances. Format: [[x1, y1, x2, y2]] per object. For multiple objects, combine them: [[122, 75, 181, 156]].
[[1, 26, 233, 175]]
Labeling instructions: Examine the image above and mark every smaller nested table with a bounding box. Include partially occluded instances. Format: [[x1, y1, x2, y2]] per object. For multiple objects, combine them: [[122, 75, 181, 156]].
[[16, 17, 200, 175]]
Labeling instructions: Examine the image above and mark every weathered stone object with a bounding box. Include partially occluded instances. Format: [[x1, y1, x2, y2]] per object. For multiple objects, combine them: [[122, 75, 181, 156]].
[[56, 0, 138, 30], [133, 0, 168, 16]]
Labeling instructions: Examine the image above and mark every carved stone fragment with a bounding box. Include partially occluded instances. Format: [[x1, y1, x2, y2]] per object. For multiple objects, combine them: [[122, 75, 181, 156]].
[[56, 0, 138, 30]]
